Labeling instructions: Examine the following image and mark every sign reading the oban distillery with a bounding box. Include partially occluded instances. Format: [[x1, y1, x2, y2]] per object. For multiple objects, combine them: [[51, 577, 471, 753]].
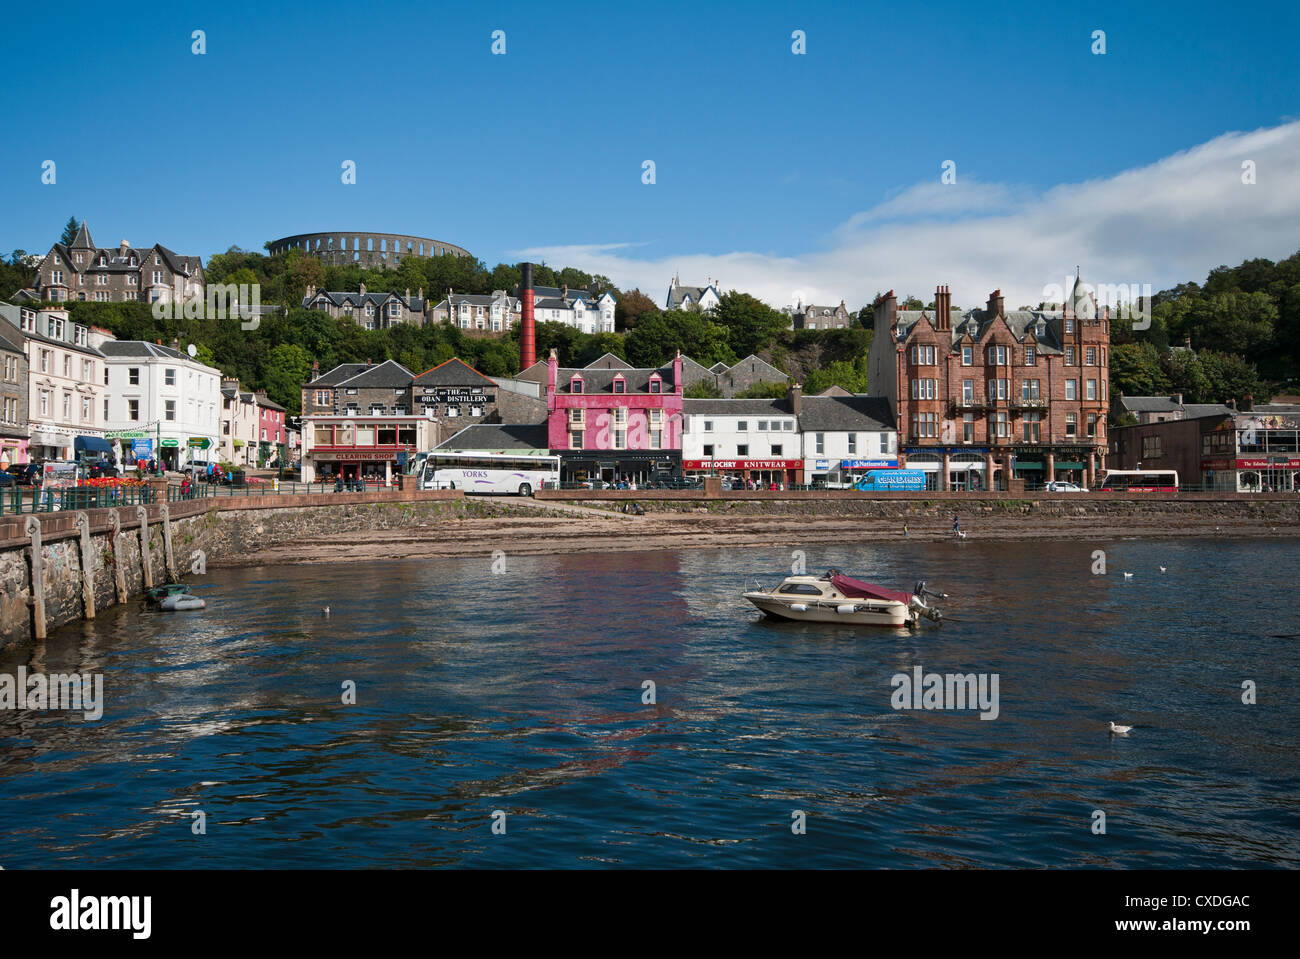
[[422, 387, 490, 403]]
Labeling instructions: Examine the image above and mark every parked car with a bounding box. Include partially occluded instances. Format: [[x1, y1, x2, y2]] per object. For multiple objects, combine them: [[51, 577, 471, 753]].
[[1045, 481, 1088, 493], [87, 460, 119, 479], [5, 463, 42, 486]]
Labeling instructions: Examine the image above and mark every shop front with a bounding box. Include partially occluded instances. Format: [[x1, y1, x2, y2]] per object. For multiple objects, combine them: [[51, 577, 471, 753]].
[[301, 416, 428, 484], [683, 458, 802, 488], [562, 452, 681, 487], [0, 437, 29, 468], [1235, 456, 1300, 492], [834, 458, 900, 488]]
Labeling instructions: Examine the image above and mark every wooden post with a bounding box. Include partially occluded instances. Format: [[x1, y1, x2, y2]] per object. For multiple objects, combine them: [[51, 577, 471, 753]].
[[74, 511, 96, 620], [109, 509, 128, 603], [136, 504, 153, 589], [160, 503, 178, 583], [25, 516, 45, 642]]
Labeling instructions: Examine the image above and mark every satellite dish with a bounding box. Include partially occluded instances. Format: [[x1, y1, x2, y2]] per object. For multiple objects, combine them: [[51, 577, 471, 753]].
[[187, 344, 198, 358]]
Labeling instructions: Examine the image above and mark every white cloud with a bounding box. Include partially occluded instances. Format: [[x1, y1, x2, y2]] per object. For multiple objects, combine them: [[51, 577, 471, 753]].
[[515, 120, 1300, 313]]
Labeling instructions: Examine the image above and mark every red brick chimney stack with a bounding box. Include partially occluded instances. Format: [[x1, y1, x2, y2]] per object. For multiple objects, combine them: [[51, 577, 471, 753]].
[[935, 285, 951, 331], [520, 263, 537, 370]]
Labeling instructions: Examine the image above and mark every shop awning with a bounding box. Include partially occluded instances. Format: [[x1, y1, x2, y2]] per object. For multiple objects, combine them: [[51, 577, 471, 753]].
[[1055, 461, 1085, 469], [1013, 463, 1043, 471], [74, 436, 114, 457]]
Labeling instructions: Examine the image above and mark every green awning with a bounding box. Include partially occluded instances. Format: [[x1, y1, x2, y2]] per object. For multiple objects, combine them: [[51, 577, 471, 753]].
[[1013, 463, 1043, 471], [1055, 461, 1085, 469]]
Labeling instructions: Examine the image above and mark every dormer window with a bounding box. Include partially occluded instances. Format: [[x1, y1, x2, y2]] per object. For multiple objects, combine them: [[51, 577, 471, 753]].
[[570, 376, 584, 394], [612, 376, 626, 394], [649, 376, 662, 394]]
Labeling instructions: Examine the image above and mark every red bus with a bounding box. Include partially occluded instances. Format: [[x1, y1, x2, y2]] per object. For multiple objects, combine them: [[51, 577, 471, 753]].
[[1098, 469, 1179, 492]]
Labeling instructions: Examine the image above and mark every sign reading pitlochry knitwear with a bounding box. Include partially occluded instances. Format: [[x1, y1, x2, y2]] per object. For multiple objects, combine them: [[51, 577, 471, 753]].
[[682, 459, 803, 470], [842, 459, 899, 469]]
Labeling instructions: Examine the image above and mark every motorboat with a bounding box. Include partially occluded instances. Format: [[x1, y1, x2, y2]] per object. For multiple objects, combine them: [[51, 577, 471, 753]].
[[147, 583, 206, 611], [743, 569, 944, 627]]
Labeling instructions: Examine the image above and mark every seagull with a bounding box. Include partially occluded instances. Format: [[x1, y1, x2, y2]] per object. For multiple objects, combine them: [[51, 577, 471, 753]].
[[1108, 722, 1133, 735], [1159, 566, 1166, 573], [1123, 572, 1133, 579], [322, 606, 331, 616]]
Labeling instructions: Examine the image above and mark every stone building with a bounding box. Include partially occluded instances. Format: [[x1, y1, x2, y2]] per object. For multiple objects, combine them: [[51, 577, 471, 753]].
[[267, 231, 470, 269], [303, 284, 427, 329], [791, 300, 853, 330], [867, 272, 1111, 490], [21, 221, 204, 305], [428, 291, 521, 333]]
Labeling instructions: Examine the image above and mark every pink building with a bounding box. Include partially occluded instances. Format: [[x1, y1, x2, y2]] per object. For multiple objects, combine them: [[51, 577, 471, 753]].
[[255, 391, 287, 464], [546, 350, 684, 484]]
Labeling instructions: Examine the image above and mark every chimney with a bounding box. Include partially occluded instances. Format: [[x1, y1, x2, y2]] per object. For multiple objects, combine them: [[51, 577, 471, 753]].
[[405, 288, 411, 300], [359, 282, 366, 295], [1174, 393, 1183, 406], [546, 347, 558, 396], [934, 285, 951, 331], [312, 360, 319, 374], [520, 262, 537, 370], [987, 289, 1004, 319], [789, 382, 803, 417], [1242, 394, 1254, 412], [365, 358, 372, 367]]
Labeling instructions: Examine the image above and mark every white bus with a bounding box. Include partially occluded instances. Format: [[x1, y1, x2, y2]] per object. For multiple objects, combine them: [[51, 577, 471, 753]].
[[1097, 469, 1180, 492], [418, 451, 560, 496]]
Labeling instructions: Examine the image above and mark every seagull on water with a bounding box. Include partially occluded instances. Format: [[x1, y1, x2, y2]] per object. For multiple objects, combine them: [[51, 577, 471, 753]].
[[1108, 722, 1133, 735], [1123, 572, 1134, 579], [322, 606, 331, 616]]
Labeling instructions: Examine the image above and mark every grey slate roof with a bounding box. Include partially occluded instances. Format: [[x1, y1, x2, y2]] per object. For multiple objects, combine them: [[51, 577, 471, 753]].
[[98, 340, 188, 360], [1182, 403, 1235, 419], [798, 396, 895, 432], [555, 364, 676, 394], [436, 423, 550, 452], [685, 398, 793, 416], [305, 363, 368, 388], [412, 358, 497, 387], [333, 359, 414, 389], [308, 290, 426, 311], [1120, 396, 1183, 413]]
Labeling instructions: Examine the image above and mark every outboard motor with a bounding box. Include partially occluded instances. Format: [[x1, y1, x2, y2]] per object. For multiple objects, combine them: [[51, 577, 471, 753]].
[[910, 581, 946, 623]]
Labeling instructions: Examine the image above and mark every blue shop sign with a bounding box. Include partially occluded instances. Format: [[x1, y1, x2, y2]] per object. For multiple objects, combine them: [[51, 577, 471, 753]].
[[842, 459, 898, 469], [131, 438, 154, 458]]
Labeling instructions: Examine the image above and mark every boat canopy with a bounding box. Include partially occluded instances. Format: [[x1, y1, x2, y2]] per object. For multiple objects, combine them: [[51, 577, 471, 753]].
[[831, 574, 913, 606]]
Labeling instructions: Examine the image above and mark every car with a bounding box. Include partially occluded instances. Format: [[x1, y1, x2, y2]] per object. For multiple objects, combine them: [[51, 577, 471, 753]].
[[87, 460, 119, 479], [1044, 481, 1088, 493], [5, 463, 42, 486]]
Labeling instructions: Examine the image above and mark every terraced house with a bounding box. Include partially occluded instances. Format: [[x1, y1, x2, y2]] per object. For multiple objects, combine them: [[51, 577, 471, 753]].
[[868, 272, 1110, 490], [303, 284, 426, 329], [428, 290, 521, 333], [20, 221, 204, 305]]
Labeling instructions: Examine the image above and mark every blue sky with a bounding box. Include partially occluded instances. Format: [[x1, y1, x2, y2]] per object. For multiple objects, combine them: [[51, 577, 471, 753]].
[[2, 0, 1298, 308]]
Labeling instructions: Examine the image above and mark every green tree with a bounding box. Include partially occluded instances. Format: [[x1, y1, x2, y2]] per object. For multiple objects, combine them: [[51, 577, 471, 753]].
[[60, 217, 80, 246], [263, 343, 315, 414], [685, 380, 722, 398], [803, 357, 870, 395], [713, 291, 789, 358], [733, 381, 791, 398], [615, 288, 660, 332], [1109, 342, 1170, 399]]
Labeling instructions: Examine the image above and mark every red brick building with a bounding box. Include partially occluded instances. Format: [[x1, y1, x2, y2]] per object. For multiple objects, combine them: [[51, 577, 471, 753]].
[[867, 273, 1111, 490]]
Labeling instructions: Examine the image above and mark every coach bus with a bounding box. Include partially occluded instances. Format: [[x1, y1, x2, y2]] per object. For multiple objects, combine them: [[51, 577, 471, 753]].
[[1097, 469, 1180, 492], [418, 451, 560, 496]]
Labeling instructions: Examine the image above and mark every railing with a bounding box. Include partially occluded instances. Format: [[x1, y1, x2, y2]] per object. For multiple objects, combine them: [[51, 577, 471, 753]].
[[2, 484, 159, 513]]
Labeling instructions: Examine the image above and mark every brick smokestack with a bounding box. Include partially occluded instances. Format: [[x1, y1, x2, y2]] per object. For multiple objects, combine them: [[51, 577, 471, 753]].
[[520, 262, 536, 371], [935, 285, 951, 331]]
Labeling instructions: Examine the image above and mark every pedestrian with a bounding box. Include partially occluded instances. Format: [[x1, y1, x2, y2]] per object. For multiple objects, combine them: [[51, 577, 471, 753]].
[[953, 513, 960, 534]]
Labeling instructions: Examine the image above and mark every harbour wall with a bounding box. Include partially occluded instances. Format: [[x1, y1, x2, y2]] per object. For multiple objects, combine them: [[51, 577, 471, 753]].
[[2, 488, 1298, 649]]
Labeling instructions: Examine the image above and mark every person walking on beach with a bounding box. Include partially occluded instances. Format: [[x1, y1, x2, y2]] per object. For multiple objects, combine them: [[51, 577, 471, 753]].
[[953, 513, 960, 535]]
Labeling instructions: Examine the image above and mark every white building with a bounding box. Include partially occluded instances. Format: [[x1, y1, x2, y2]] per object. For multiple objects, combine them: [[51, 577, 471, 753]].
[[681, 389, 897, 486], [97, 340, 223, 470], [666, 275, 722, 312], [681, 398, 803, 487], [797, 394, 897, 486], [220, 378, 260, 468], [5, 305, 108, 461], [430, 291, 521, 332], [530, 285, 616, 334]]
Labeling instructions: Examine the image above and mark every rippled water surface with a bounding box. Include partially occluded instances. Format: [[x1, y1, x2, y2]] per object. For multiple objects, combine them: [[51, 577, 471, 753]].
[[2, 538, 1298, 868]]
